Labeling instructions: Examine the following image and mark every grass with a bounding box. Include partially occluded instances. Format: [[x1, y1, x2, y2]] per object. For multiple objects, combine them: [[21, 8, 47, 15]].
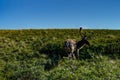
[[0, 29, 120, 80]]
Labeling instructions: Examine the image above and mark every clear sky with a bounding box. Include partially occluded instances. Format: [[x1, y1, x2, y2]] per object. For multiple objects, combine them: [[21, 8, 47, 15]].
[[0, 0, 120, 29]]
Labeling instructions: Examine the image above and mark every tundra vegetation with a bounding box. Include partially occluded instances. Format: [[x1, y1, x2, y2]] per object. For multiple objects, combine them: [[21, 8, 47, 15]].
[[0, 29, 120, 80]]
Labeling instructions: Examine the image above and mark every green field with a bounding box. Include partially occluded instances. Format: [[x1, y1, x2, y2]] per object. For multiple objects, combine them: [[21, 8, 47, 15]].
[[0, 29, 120, 80]]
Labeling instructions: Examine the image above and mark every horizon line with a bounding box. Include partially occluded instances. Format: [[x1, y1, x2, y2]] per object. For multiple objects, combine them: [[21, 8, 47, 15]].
[[0, 28, 120, 30]]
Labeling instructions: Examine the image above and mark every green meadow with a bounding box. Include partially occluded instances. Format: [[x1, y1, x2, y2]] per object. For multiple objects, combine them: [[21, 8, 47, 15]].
[[0, 29, 120, 80]]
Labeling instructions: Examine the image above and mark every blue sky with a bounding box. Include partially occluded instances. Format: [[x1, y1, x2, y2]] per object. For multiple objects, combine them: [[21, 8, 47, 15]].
[[0, 0, 120, 29]]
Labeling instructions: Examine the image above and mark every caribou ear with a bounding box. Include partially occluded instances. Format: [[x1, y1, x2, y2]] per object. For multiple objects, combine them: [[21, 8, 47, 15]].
[[86, 41, 90, 46]]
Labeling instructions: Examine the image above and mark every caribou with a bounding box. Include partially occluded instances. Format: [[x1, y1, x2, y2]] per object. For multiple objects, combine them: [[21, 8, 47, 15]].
[[64, 27, 90, 59]]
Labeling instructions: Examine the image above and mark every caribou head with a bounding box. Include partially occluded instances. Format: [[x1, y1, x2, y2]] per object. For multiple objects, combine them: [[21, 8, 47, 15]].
[[64, 27, 90, 59]]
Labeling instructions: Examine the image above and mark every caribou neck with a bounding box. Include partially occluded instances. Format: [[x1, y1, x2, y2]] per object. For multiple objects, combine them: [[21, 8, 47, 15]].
[[76, 40, 86, 49]]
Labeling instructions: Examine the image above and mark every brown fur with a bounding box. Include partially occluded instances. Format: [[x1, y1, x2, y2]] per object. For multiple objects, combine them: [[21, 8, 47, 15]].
[[64, 27, 90, 59]]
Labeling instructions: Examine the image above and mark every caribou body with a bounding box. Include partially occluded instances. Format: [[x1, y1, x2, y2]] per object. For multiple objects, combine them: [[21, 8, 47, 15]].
[[64, 27, 90, 59]]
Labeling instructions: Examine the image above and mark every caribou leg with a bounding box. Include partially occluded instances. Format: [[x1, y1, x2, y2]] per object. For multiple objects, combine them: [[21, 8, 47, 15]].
[[77, 49, 80, 59], [68, 52, 72, 59], [69, 48, 75, 59]]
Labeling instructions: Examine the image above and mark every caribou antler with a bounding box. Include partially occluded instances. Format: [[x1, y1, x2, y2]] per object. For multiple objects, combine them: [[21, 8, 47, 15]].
[[79, 27, 86, 38], [79, 27, 82, 35], [79, 27, 84, 38]]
